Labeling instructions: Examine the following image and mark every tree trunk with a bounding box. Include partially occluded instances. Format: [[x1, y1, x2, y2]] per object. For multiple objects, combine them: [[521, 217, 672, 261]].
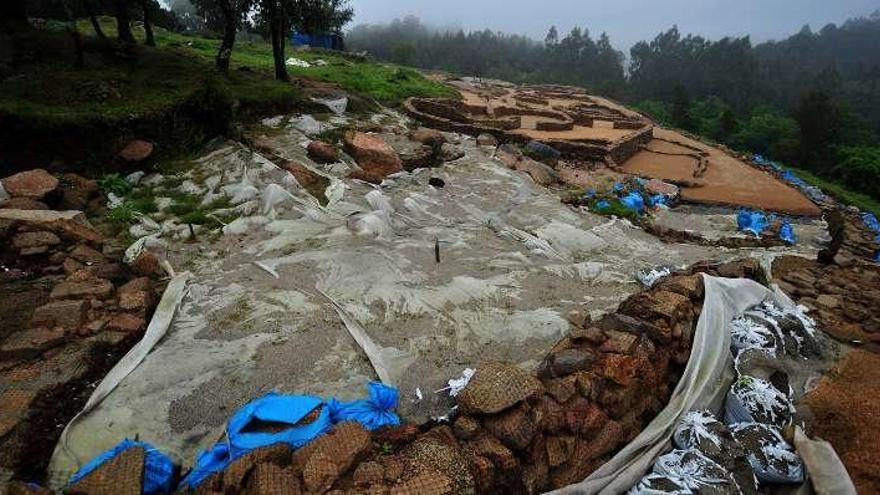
[[84, 0, 107, 39], [141, 0, 155, 46], [216, 2, 236, 74], [60, 0, 84, 67], [114, 0, 135, 43], [269, 1, 289, 81]]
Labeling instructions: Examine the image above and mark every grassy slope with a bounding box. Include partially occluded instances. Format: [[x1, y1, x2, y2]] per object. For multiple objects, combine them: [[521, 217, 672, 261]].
[[788, 167, 880, 217], [0, 17, 453, 124]]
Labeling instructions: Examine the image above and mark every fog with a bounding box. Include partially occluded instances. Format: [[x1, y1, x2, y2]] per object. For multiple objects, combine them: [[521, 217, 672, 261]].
[[348, 0, 878, 49]]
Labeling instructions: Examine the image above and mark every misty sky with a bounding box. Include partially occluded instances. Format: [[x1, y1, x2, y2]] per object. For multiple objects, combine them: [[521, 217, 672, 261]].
[[348, 0, 879, 50]]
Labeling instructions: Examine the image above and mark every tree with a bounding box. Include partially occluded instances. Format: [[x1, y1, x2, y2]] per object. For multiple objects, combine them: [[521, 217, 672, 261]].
[[114, 0, 136, 43], [795, 90, 840, 170], [83, 0, 108, 39], [261, 0, 289, 81], [545, 26, 558, 46], [672, 84, 694, 130], [193, 0, 255, 74], [141, 0, 156, 46], [292, 0, 353, 34]]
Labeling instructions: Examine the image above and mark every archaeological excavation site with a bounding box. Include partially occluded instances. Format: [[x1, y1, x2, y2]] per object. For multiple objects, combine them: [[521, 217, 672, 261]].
[[2, 73, 879, 495]]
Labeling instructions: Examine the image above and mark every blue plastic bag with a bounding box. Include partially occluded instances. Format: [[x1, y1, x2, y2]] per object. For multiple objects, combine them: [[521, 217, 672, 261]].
[[646, 194, 667, 207], [621, 191, 645, 214], [595, 200, 611, 211], [753, 154, 766, 165], [327, 382, 400, 430], [612, 182, 625, 194], [737, 209, 768, 236], [69, 439, 174, 494], [583, 189, 597, 199], [779, 221, 796, 244], [227, 393, 331, 458], [863, 213, 880, 232]]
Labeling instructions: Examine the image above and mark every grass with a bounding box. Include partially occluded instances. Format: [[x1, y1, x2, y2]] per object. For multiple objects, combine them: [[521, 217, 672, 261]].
[[787, 167, 880, 217]]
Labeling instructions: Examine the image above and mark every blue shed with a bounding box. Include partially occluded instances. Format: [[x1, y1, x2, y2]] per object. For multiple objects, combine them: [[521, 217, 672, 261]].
[[291, 32, 344, 50]]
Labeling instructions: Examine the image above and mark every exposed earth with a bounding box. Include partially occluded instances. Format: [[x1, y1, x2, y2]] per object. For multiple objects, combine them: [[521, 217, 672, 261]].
[[1, 76, 878, 494]]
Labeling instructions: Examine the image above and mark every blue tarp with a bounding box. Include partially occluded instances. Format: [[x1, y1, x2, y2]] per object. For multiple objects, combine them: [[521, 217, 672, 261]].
[[68, 439, 174, 494], [181, 382, 399, 489], [779, 221, 796, 244], [291, 32, 344, 50], [737, 209, 769, 236], [621, 191, 645, 214], [863, 213, 880, 232]]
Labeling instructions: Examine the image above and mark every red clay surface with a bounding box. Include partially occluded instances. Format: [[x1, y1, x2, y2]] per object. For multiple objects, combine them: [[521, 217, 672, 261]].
[[622, 129, 821, 216], [801, 350, 880, 494]]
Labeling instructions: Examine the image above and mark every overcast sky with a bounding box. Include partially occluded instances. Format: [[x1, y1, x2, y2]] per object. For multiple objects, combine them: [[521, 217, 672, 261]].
[[347, 0, 879, 50]]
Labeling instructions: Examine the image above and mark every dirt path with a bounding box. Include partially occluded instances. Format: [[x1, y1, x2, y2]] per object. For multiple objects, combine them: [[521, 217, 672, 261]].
[[801, 349, 880, 494], [622, 129, 821, 216]]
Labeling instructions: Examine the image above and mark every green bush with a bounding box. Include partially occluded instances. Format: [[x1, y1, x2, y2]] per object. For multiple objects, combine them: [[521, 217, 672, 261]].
[[831, 146, 880, 199]]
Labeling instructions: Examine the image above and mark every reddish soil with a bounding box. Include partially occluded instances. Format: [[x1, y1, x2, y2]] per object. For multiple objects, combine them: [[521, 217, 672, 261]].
[[801, 350, 880, 494], [623, 129, 821, 216]]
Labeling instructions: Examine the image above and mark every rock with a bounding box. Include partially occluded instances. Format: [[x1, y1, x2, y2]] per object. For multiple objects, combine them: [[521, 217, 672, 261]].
[[125, 171, 146, 185], [12, 231, 60, 249], [617, 291, 691, 342], [0, 198, 49, 210], [30, 299, 87, 329], [564, 398, 608, 436], [525, 140, 561, 162], [546, 436, 576, 467], [0, 180, 8, 203], [66, 446, 145, 495], [815, 294, 842, 310], [307, 140, 339, 163], [0, 209, 103, 245], [645, 178, 680, 197], [515, 158, 558, 186], [70, 244, 106, 264], [601, 313, 667, 343], [429, 177, 446, 188], [476, 133, 498, 147], [58, 173, 99, 211], [457, 361, 544, 415], [131, 251, 161, 277], [245, 463, 302, 495], [344, 132, 404, 183], [0, 326, 68, 360], [452, 416, 481, 441], [51, 278, 114, 300], [281, 161, 330, 192], [596, 354, 645, 387], [410, 127, 446, 146], [440, 143, 465, 162], [482, 404, 538, 450], [119, 289, 154, 313], [598, 330, 640, 355], [108, 313, 147, 333], [118, 140, 154, 162], [549, 348, 596, 377], [569, 326, 606, 345], [655, 275, 704, 301], [1, 169, 59, 199], [400, 144, 436, 171]]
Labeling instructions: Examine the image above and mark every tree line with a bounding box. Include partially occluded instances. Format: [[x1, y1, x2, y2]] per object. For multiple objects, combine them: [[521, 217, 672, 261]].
[[347, 14, 880, 200]]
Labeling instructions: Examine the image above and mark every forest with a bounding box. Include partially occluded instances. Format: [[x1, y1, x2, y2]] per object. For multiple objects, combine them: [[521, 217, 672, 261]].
[[347, 14, 880, 201]]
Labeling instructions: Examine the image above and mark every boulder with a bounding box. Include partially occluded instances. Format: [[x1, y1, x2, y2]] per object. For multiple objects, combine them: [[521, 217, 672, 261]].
[[343, 132, 404, 184], [476, 133, 498, 147], [12, 231, 60, 249], [0, 209, 103, 245], [645, 178, 680, 198], [280, 161, 330, 191], [0, 198, 49, 210], [50, 278, 114, 300], [515, 158, 558, 186], [108, 313, 147, 333], [1, 169, 59, 199], [70, 244, 106, 264], [118, 140, 154, 162], [410, 127, 446, 146], [30, 299, 88, 329], [307, 140, 339, 163], [525, 141, 561, 162], [0, 326, 68, 360], [58, 173, 99, 211], [400, 144, 436, 171], [440, 143, 465, 162], [457, 361, 543, 415]]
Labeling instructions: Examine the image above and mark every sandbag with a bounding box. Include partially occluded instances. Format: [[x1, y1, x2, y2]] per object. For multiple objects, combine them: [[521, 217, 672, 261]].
[[672, 411, 758, 494], [630, 449, 740, 495], [732, 423, 804, 484], [724, 375, 794, 428]]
